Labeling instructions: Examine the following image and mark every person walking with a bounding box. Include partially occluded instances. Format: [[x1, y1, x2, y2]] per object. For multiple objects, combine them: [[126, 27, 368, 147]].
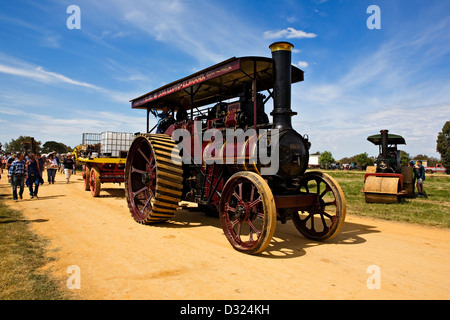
[[7, 153, 27, 202], [26, 154, 42, 198], [53, 152, 61, 172], [416, 160, 426, 197], [6, 153, 15, 172], [62, 153, 75, 183], [37, 153, 45, 177], [409, 160, 416, 196], [46, 153, 58, 184]]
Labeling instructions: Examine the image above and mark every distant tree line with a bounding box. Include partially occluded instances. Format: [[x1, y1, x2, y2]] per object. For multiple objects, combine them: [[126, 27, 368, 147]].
[[318, 150, 442, 169], [318, 151, 377, 169], [2, 136, 72, 155]]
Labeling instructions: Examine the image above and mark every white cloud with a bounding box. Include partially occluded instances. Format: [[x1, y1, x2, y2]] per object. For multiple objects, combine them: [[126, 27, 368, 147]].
[[263, 27, 317, 39], [0, 53, 143, 106], [41, 35, 61, 49], [0, 105, 147, 149], [97, 0, 263, 64], [296, 61, 308, 68], [0, 57, 100, 90], [35, 67, 100, 89]]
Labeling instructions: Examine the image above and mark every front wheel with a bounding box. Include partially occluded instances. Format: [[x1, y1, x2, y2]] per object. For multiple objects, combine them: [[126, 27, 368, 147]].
[[83, 164, 91, 191], [219, 171, 276, 254], [292, 171, 346, 241], [90, 167, 101, 197]]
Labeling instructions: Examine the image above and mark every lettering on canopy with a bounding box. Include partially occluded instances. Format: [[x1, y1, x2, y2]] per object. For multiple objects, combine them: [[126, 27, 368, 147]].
[[132, 59, 240, 108]]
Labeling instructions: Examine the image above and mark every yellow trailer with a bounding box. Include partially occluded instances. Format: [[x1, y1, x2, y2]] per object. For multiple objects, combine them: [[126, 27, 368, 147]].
[[77, 132, 133, 197], [79, 157, 127, 197]]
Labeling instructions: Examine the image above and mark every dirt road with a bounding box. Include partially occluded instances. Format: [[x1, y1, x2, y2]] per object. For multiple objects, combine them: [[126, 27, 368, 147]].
[[1, 172, 449, 300]]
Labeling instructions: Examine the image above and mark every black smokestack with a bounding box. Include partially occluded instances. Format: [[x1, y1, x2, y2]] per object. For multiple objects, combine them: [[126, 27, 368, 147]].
[[380, 129, 389, 159], [269, 41, 297, 131]]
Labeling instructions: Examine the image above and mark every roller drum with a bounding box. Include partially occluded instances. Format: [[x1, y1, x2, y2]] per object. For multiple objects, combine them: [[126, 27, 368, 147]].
[[364, 175, 400, 203]]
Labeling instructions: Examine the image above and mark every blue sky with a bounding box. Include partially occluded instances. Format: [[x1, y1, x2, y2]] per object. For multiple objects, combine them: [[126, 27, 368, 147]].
[[0, 0, 449, 160]]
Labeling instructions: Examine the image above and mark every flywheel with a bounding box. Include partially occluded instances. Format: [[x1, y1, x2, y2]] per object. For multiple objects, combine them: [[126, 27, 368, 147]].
[[125, 134, 184, 224]]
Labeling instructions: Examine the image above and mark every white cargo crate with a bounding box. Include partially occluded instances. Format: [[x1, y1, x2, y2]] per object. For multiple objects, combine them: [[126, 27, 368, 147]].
[[100, 131, 134, 157]]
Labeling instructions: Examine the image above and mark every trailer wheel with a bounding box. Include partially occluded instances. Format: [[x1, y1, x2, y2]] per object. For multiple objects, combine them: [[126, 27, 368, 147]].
[[125, 134, 183, 224], [83, 165, 91, 191], [219, 171, 276, 254], [90, 167, 101, 197], [293, 171, 346, 241]]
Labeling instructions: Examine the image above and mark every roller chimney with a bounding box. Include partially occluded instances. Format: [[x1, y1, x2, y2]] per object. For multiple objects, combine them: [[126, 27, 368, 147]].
[[380, 129, 389, 159], [269, 41, 297, 131]]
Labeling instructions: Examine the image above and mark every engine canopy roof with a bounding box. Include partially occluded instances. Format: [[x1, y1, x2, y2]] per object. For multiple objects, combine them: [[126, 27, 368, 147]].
[[130, 56, 304, 111], [367, 133, 406, 145]]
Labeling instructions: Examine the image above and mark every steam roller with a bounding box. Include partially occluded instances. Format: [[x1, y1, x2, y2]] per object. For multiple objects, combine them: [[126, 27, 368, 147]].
[[124, 133, 183, 223], [362, 129, 412, 203], [364, 175, 402, 203]]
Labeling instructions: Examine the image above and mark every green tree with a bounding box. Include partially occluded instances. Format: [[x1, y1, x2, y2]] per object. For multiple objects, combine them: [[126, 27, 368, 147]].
[[4, 136, 41, 154], [436, 120, 450, 169], [319, 151, 335, 168], [412, 154, 440, 166], [400, 150, 410, 166], [426, 157, 440, 167], [414, 154, 429, 160], [354, 152, 373, 166], [41, 141, 71, 155], [339, 156, 355, 164]]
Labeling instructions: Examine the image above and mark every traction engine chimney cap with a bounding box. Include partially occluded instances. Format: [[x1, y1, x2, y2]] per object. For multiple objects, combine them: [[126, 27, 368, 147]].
[[269, 41, 294, 53]]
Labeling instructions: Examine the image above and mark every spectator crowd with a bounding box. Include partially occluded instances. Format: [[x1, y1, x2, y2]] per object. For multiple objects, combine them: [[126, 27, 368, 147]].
[[1, 151, 76, 202]]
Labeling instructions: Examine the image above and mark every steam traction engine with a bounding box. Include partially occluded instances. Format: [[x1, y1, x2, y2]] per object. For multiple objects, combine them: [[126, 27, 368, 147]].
[[125, 42, 346, 254]]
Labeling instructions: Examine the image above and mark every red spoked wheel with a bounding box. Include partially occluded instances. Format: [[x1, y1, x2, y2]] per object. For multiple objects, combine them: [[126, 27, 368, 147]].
[[124, 134, 183, 224], [219, 171, 276, 254], [83, 164, 90, 191], [90, 167, 101, 197], [127, 137, 157, 223], [292, 171, 346, 241]]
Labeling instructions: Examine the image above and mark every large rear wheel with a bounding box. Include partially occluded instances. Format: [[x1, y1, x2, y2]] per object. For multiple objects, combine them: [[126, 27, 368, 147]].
[[125, 134, 183, 224], [219, 171, 276, 254]]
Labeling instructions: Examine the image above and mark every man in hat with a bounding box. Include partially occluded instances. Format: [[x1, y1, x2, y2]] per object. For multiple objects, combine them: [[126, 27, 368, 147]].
[[415, 160, 426, 197], [8, 153, 27, 201]]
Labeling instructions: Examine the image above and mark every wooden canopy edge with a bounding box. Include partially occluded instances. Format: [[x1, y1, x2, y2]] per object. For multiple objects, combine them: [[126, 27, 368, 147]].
[[130, 56, 304, 111]]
